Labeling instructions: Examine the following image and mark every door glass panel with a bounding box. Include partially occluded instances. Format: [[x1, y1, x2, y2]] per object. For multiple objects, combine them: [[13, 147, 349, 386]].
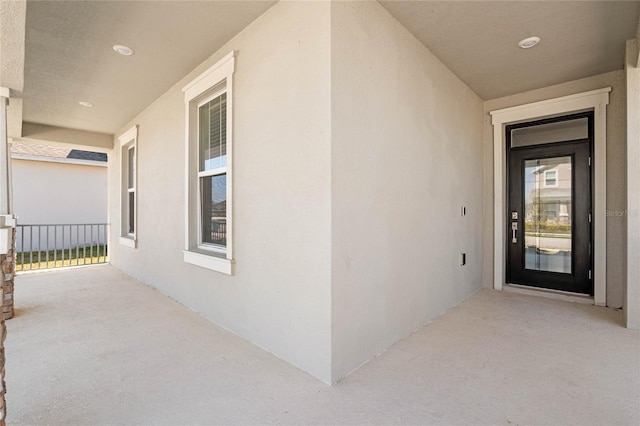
[[523, 156, 572, 273], [511, 118, 587, 148]]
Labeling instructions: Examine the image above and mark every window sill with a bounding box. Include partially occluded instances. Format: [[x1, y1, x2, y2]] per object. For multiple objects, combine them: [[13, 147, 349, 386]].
[[183, 250, 233, 275], [119, 237, 137, 249]]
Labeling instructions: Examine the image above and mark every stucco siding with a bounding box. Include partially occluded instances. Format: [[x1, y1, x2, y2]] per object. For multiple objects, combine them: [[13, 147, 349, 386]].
[[625, 40, 640, 330], [108, 1, 332, 382], [12, 158, 107, 226], [330, 1, 485, 382]]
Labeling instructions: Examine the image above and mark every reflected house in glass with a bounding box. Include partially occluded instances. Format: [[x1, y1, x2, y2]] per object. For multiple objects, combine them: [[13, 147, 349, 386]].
[[524, 157, 573, 273], [527, 160, 572, 227]]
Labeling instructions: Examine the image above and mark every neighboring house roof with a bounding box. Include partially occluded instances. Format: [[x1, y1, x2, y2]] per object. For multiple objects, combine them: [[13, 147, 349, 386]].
[[11, 142, 108, 166], [67, 150, 108, 162]]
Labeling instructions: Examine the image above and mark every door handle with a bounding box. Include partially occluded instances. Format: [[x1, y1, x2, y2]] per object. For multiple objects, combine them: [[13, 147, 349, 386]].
[[511, 222, 518, 243]]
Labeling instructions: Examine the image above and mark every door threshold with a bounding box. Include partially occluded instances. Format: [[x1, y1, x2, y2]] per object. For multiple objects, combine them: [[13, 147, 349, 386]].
[[504, 283, 594, 305]]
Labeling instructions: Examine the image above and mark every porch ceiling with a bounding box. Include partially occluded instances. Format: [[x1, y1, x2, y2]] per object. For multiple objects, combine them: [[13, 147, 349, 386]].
[[21, 0, 277, 135], [17, 1, 640, 137], [379, 0, 640, 100]]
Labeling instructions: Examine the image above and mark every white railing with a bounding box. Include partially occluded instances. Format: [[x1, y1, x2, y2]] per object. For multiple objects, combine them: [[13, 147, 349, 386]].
[[16, 224, 108, 271]]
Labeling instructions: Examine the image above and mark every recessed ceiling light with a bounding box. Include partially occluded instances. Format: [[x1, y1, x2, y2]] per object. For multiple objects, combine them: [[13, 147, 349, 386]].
[[79, 101, 93, 107], [113, 44, 134, 56], [518, 36, 541, 49]]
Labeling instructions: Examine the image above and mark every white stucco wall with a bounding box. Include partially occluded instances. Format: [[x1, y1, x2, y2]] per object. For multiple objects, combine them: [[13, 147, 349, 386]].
[[625, 39, 640, 330], [330, 1, 484, 382], [107, 0, 632, 383], [483, 70, 627, 308], [12, 158, 107, 225], [108, 1, 333, 382]]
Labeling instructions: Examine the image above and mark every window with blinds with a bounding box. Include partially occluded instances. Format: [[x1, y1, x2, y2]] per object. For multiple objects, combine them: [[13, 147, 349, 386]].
[[199, 93, 227, 171], [198, 91, 227, 250], [183, 50, 234, 274], [118, 125, 138, 248], [127, 145, 136, 235]]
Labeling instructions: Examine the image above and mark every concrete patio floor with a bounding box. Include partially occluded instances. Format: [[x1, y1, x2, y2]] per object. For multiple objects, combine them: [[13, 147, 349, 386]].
[[5, 265, 640, 425]]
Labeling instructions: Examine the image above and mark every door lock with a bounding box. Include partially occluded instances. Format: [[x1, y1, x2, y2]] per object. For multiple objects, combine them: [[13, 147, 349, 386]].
[[511, 221, 518, 243]]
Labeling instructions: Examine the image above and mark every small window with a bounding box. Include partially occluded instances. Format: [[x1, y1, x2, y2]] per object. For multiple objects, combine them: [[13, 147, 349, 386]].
[[544, 169, 558, 187], [183, 51, 235, 274], [119, 126, 138, 248]]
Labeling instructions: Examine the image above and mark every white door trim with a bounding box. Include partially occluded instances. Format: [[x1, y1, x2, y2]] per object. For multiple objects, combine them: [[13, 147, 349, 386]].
[[490, 88, 611, 306]]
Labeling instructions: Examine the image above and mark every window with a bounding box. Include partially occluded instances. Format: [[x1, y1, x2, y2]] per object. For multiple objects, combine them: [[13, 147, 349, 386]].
[[199, 93, 227, 249], [544, 169, 558, 187], [119, 125, 138, 248], [183, 51, 235, 274]]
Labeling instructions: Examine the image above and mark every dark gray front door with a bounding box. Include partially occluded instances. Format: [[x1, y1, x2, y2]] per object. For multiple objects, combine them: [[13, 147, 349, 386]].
[[506, 113, 593, 295]]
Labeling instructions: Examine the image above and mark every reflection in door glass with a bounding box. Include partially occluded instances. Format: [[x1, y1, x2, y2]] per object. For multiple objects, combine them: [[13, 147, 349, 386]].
[[524, 156, 572, 273]]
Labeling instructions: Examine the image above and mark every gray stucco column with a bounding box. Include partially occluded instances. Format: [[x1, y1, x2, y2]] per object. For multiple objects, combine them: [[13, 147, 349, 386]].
[[0, 88, 9, 214], [0, 86, 15, 424], [0, 87, 15, 321]]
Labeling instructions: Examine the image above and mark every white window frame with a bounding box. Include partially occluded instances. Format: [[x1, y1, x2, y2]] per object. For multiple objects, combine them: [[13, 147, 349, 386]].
[[543, 169, 558, 188], [119, 125, 138, 248], [182, 51, 235, 275]]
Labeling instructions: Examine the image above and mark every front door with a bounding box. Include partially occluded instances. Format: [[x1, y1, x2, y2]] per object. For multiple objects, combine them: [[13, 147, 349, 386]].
[[507, 113, 593, 295]]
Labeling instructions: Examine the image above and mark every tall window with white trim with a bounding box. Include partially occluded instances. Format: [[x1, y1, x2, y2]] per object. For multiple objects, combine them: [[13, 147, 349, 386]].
[[183, 51, 234, 274], [119, 125, 138, 248]]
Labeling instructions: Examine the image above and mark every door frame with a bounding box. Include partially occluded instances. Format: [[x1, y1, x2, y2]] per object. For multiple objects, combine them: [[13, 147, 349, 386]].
[[490, 88, 610, 306]]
